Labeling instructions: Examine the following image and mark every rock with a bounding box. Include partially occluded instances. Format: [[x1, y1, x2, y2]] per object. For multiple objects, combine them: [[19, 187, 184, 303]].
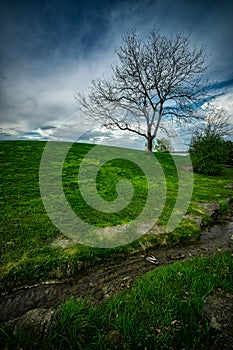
[[226, 183, 233, 189], [199, 202, 220, 219], [209, 335, 233, 350], [166, 252, 185, 260], [203, 290, 233, 349], [203, 290, 233, 332], [13, 308, 54, 341]]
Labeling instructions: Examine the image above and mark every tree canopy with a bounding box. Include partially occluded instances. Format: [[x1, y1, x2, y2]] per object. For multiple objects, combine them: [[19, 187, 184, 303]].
[[76, 29, 210, 153]]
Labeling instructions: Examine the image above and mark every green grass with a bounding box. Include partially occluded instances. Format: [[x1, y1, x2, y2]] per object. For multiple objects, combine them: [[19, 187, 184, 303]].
[[2, 251, 232, 349], [0, 140, 233, 291]]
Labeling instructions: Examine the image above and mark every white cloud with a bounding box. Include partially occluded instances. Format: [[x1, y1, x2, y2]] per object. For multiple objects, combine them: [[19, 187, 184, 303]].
[[0, 53, 114, 132], [213, 88, 233, 122]]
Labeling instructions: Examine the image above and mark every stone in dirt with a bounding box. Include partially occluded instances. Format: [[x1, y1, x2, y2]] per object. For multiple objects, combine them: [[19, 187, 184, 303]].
[[13, 308, 54, 341], [203, 290, 233, 349], [199, 202, 220, 218]]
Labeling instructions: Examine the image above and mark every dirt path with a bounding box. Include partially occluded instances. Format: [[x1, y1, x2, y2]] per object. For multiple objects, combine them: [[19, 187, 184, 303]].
[[1, 221, 232, 324]]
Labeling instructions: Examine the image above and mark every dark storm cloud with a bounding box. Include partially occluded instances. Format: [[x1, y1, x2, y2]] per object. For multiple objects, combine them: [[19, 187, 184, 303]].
[[0, 0, 119, 64], [0, 0, 232, 144], [211, 79, 233, 90], [2, 0, 230, 68], [1, 0, 233, 66]]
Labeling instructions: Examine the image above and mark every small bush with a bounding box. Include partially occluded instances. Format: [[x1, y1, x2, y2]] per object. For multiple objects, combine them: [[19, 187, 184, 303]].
[[225, 140, 233, 165], [154, 137, 174, 153], [189, 129, 227, 175]]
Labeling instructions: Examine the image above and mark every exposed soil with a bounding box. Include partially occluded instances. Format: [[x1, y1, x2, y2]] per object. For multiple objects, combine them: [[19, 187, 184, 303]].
[[204, 290, 233, 350], [1, 220, 232, 324]]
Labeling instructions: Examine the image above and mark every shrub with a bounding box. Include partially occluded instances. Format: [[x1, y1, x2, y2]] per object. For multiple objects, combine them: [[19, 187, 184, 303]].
[[225, 140, 233, 166], [189, 129, 227, 175], [154, 137, 174, 153]]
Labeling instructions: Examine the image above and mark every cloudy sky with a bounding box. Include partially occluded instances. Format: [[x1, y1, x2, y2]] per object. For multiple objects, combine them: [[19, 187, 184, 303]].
[[0, 0, 233, 149]]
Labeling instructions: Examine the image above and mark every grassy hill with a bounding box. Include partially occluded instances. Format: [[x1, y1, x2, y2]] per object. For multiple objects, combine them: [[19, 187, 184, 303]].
[[0, 140, 233, 349], [0, 140, 233, 291]]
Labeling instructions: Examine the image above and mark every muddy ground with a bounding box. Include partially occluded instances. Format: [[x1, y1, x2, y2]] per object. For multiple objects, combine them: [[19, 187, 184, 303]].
[[1, 220, 232, 324]]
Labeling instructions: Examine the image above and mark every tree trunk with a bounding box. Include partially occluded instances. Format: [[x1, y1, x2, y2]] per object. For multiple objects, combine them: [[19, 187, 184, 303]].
[[147, 134, 153, 155]]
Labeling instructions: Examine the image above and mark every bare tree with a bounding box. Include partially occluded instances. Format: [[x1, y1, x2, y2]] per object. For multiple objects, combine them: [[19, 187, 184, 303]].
[[154, 137, 174, 153], [76, 29, 210, 153], [202, 104, 233, 137]]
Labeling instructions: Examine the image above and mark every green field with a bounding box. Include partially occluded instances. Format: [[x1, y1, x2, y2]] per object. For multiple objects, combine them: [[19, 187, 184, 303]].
[[0, 140, 233, 291], [1, 140, 233, 349]]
